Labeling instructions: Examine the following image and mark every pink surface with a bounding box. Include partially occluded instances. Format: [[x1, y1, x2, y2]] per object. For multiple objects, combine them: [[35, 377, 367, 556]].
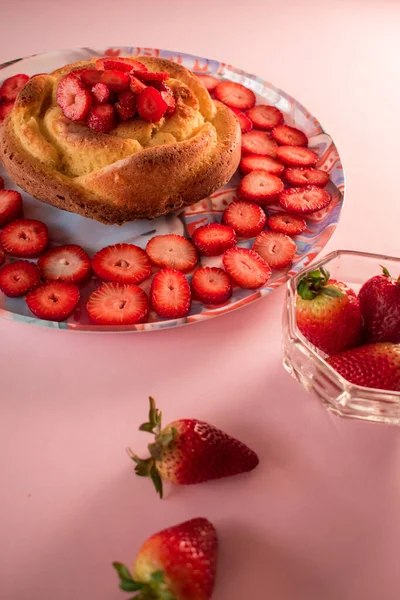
[[0, 1, 400, 599]]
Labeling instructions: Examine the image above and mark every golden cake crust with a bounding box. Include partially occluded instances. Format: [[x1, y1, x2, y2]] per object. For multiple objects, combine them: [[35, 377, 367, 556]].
[[0, 57, 241, 224]]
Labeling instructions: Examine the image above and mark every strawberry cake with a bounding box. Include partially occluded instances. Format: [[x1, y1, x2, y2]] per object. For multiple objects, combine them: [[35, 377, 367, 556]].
[[0, 56, 241, 225]]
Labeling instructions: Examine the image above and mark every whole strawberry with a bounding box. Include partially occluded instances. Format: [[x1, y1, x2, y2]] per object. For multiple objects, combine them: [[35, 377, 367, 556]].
[[327, 342, 400, 391], [113, 517, 217, 600], [296, 267, 362, 355], [358, 266, 400, 343], [129, 398, 259, 498]]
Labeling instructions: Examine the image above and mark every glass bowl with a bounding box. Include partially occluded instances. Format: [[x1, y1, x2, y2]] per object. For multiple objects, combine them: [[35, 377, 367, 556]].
[[282, 250, 400, 425]]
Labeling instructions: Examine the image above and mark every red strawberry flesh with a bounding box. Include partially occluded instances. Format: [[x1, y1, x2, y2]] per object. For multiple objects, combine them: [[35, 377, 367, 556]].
[[0, 260, 41, 297], [87, 282, 149, 325], [222, 200, 267, 238], [279, 185, 332, 214], [146, 234, 198, 272], [0, 218, 48, 257], [91, 82, 110, 104], [0, 190, 23, 227], [86, 103, 116, 133], [252, 230, 297, 269], [239, 154, 284, 176], [56, 73, 92, 121], [238, 170, 284, 205], [38, 244, 91, 284], [358, 268, 400, 343], [100, 70, 130, 92], [214, 80, 256, 110], [246, 105, 283, 130], [241, 131, 278, 157], [25, 281, 80, 322], [276, 146, 319, 167], [223, 246, 271, 289], [137, 87, 168, 122], [150, 268, 191, 319], [91, 243, 151, 284], [267, 212, 307, 236], [192, 223, 237, 256], [196, 74, 219, 92], [285, 167, 330, 187], [191, 267, 232, 305], [0, 74, 29, 102]]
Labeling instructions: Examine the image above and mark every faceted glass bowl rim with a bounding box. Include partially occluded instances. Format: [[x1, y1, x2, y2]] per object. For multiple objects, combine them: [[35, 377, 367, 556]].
[[285, 249, 400, 399]]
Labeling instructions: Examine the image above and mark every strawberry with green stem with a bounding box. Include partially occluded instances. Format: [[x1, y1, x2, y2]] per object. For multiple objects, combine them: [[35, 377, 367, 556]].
[[128, 398, 259, 498], [296, 267, 362, 355], [113, 517, 218, 600]]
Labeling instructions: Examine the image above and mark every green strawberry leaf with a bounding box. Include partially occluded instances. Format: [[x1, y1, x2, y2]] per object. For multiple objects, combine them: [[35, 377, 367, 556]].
[[320, 285, 344, 298], [113, 562, 134, 582], [380, 265, 391, 277], [120, 580, 145, 592], [150, 464, 163, 499]]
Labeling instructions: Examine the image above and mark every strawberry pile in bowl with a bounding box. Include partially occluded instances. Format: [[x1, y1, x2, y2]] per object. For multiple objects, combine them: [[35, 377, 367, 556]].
[[283, 250, 400, 425], [0, 46, 344, 331]]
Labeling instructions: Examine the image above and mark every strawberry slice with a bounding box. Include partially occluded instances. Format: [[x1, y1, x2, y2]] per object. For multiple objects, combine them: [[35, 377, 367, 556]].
[[268, 212, 307, 236], [223, 247, 271, 289], [91, 82, 110, 104], [238, 170, 284, 205], [97, 58, 147, 72], [191, 267, 232, 305], [91, 243, 152, 284], [0, 176, 3, 190], [115, 90, 137, 121], [25, 281, 80, 322], [246, 105, 283, 131], [130, 75, 147, 94], [196, 74, 219, 92], [100, 70, 130, 92], [132, 70, 170, 83], [0, 101, 14, 121], [241, 131, 278, 157], [151, 268, 191, 319], [252, 230, 297, 269], [0, 218, 48, 257], [56, 73, 92, 121], [38, 244, 91, 284], [87, 282, 149, 325], [272, 124, 308, 147], [0, 74, 29, 102], [214, 81, 256, 110], [222, 200, 266, 238], [239, 154, 284, 176], [138, 87, 168, 122], [78, 69, 102, 87], [279, 185, 332, 214], [86, 103, 116, 133], [192, 223, 237, 257], [285, 167, 330, 188], [0, 190, 23, 227], [230, 108, 253, 133], [0, 260, 41, 297], [0, 247, 4, 267], [160, 90, 176, 114], [146, 234, 198, 272], [276, 146, 319, 167]]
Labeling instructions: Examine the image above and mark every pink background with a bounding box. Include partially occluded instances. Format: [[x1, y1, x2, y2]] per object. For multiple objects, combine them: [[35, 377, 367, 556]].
[[1, 1, 400, 599]]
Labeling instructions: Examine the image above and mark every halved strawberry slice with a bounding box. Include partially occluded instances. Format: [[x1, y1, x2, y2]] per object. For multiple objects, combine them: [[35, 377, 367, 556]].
[[87, 282, 149, 325], [57, 73, 92, 121], [279, 185, 332, 214], [191, 267, 232, 305], [271, 124, 308, 147], [0, 74, 29, 102], [246, 105, 283, 131], [0, 190, 23, 227], [115, 90, 137, 121], [214, 81, 256, 110], [222, 200, 266, 238], [100, 70, 130, 92], [160, 90, 176, 114], [132, 70, 170, 83], [25, 281, 80, 322], [0, 247, 4, 266], [87, 103, 116, 133], [241, 131, 278, 157], [146, 234, 198, 272], [150, 268, 191, 319], [196, 74, 219, 92], [238, 170, 284, 205], [267, 212, 307, 236], [222, 247, 271, 289], [91, 243, 152, 284], [0, 101, 14, 121], [91, 82, 110, 104], [0, 260, 41, 297], [275, 146, 319, 167], [239, 154, 284, 176], [252, 231, 297, 269], [0, 176, 3, 190], [130, 75, 147, 94], [285, 167, 330, 187], [96, 58, 147, 72], [78, 69, 102, 87], [137, 87, 168, 122], [38, 244, 91, 284], [192, 223, 237, 257], [0, 218, 48, 257], [230, 108, 253, 133]]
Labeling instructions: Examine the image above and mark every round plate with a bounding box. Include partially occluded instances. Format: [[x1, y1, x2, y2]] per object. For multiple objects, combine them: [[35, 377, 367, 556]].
[[0, 47, 345, 332]]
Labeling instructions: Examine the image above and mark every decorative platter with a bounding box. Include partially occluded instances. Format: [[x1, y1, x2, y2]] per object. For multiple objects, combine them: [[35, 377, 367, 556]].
[[0, 46, 345, 332]]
